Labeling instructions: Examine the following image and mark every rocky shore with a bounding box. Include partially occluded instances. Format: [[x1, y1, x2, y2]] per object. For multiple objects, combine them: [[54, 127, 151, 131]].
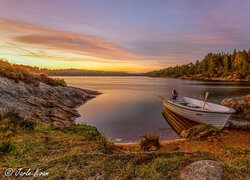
[[180, 75, 250, 82], [221, 94, 250, 122], [0, 77, 99, 127], [0, 75, 249, 179]]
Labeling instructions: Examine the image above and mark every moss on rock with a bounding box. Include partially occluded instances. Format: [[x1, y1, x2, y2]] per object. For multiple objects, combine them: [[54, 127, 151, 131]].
[[180, 124, 221, 139]]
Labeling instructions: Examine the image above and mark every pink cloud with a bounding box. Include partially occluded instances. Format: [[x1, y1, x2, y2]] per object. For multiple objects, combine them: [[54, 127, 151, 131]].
[[0, 18, 139, 61]]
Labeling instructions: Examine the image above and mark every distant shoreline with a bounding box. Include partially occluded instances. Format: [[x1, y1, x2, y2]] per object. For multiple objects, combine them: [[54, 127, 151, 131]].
[[52, 74, 250, 83], [179, 75, 250, 82], [145, 75, 250, 83]]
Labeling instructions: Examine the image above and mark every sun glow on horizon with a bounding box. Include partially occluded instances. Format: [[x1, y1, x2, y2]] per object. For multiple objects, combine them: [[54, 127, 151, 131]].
[[0, 50, 160, 73], [0, 17, 164, 73], [1, 1, 250, 73]]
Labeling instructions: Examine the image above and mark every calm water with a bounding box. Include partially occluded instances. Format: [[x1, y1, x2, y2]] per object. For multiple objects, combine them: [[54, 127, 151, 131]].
[[61, 76, 250, 143]]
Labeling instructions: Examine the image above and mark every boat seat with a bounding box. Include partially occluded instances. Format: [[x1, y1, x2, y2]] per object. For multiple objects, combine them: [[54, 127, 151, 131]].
[[186, 103, 201, 108]]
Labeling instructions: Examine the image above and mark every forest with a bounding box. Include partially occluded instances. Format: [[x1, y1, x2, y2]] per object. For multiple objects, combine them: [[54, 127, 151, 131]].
[[146, 49, 250, 80]]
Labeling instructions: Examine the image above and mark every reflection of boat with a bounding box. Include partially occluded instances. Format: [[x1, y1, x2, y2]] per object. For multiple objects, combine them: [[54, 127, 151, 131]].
[[160, 90, 236, 129], [163, 108, 199, 134]]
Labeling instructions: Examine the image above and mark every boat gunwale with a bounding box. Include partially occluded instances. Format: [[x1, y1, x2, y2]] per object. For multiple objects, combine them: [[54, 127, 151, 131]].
[[163, 97, 236, 114]]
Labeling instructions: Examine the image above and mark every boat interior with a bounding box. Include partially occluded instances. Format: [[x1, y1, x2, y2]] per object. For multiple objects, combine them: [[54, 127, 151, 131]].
[[170, 90, 203, 109], [173, 98, 203, 109], [169, 90, 233, 112]]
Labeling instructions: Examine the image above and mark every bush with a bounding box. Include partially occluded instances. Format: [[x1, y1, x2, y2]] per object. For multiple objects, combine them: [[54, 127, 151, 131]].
[[0, 59, 66, 86], [140, 134, 160, 152], [98, 136, 116, 154], [0, 60, 26, 82], [38, 74, 66, 86]]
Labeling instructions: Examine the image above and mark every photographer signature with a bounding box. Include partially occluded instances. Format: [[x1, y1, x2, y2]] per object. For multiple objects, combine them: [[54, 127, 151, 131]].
[[5, 168, 49, 178]]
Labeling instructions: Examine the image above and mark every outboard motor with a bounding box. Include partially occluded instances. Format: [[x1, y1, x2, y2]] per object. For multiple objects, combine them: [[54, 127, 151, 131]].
[[172, 90, 179, 100]]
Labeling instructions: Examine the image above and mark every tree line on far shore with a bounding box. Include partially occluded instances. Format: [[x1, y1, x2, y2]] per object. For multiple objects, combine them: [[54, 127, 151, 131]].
[[0, 59, 135, 76], [145, 49, 250, 79]]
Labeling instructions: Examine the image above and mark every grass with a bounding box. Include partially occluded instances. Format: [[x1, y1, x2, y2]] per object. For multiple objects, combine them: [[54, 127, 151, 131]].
[[59, 124, 102, 141], [98, 135, 117, 154], [0, 110, 37, 140], [223, 157, 250, 179], [0, 59, 66, 86], [0, 111, 249, 179], [38, 73, 66, 87], [233, 157, 250, 174], [0, 142, 16, 154]]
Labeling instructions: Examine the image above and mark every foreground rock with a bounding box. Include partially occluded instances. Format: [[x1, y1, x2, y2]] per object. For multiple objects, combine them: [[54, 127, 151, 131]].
[[180, 160, 223, 180], [221, 94, 250, 121], [0, 77, 99, 127]]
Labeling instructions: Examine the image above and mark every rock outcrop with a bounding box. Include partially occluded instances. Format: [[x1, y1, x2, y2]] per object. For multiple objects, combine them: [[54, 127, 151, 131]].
[[0, 77, 99, 127], [221, 94, 250, 121], [180, 124, 220, 139], [180, 160, 223, 180], [181, 74, 250, 82]]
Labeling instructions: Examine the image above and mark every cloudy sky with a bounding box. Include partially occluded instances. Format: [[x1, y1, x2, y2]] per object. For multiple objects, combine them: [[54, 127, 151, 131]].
[[0, 0, 250, 72]]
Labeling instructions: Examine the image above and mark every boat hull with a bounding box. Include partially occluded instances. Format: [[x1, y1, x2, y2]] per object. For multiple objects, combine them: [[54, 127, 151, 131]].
[[163, 100, 231, 129]]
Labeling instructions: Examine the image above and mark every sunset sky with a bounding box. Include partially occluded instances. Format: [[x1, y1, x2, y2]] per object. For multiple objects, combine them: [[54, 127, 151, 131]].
[[0, 0, 250, 72]]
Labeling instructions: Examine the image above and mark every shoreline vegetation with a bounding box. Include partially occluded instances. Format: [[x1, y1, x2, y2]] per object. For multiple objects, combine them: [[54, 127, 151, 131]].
[[145, 49, 250, 82], [0, 59, 249, 178], [0, 59, 137, 77]]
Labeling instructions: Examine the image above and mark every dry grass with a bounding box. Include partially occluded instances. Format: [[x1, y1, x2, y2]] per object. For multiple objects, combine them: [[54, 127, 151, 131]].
[[0, 110, 249, 179], [0, 59, 66, 86]]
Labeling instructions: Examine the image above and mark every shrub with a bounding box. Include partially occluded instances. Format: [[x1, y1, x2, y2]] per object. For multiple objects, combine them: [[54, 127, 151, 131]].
[[38, 74, 66, 86], [0, 60, 26, 82], [0, 59, 66, 86], [140, 134, 160, 151], [98, 136, 116, 154]]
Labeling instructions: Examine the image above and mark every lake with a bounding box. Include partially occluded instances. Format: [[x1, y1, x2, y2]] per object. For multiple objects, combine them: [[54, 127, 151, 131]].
[[61, 76, 250, 143]]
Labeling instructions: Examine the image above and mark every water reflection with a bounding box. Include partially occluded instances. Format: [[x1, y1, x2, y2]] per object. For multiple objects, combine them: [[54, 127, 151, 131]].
[[59, 76, 249, 143], [163, 108, 199, 135]]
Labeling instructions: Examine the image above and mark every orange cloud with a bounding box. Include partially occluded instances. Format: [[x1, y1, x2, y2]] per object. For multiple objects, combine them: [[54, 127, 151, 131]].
[[0, 18, 139, 61]]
